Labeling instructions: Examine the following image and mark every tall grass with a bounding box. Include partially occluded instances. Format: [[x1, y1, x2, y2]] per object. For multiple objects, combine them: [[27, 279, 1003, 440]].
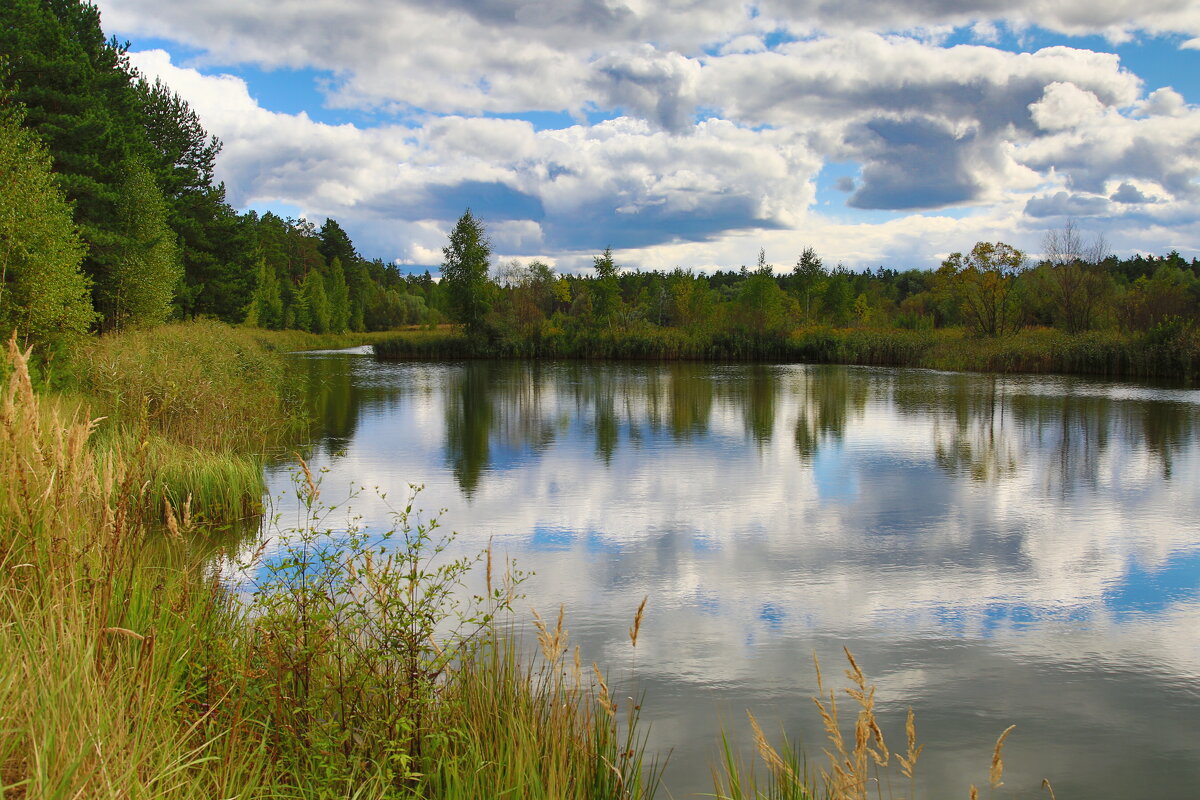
[[1, 337, 660, 798], [1, 335, 260, 799], [72, 320, 302, 454], [244, 327, 399, 354]]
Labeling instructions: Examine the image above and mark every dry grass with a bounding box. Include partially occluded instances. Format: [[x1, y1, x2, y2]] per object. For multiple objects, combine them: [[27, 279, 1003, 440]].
[[714, 649, 1041, 800]]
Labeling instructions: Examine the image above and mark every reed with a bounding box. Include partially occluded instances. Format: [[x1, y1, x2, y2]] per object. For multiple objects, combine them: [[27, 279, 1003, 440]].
[[376, 322, 1198, 381], [72, 320, 304, 454], [713, 649, 1037, 800]]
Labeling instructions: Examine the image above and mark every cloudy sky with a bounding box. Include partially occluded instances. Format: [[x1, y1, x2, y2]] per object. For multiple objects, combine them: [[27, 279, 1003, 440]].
[[96, 1, 1200, 273]]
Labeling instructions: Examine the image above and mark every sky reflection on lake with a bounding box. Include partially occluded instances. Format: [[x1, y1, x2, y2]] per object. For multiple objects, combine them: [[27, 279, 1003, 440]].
[[264, 354, 1200, 798]]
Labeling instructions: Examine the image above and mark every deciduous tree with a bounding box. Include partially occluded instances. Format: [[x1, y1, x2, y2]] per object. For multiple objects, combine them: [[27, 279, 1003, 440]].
[[0, 105, 96, 347], [936, 241, 1026, 336]]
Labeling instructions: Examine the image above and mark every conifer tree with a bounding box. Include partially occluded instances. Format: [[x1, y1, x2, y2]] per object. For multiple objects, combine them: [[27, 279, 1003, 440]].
[[246, 258, 283, 329], [300, 268, 330, 333], [326, 257, 350, 333]]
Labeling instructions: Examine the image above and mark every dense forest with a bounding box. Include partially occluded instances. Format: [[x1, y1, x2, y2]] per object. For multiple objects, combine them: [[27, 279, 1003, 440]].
[[2, 0, 1198, 366], [0, 0, 427, 354]]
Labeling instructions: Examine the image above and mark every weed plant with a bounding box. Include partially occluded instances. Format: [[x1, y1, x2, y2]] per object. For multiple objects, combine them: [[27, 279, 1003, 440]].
[[712, 649, 1044, 800]]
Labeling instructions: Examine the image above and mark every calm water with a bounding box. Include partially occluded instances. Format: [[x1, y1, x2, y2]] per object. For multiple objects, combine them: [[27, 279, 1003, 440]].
[[264, 350, 1200, 798]]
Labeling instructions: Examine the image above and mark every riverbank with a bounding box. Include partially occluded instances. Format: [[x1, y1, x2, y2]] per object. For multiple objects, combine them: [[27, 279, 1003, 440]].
[[374, 324, 1200, 383], [1, 323, 663, 799]]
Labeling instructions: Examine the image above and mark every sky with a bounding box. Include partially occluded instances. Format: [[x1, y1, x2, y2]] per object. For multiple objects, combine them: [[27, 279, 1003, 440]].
[[94, 0, 1200, 274]]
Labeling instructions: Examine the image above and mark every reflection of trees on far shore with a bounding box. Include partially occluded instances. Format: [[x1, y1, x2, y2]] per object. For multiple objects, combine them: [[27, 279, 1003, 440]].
[[444, 362, 496, 497], [294, 356, 1198, 497], [792, 366, 868, 462], [892, 371, 1196, 491]]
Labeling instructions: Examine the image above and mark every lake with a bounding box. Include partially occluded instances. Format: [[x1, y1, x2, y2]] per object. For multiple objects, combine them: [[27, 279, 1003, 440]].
[[264, 349, 1200, 798]]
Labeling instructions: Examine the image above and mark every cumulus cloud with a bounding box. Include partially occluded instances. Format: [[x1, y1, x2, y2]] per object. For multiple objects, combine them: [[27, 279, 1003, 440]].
[[130, 50, 825, 264], [112, 2, 1200, 268]]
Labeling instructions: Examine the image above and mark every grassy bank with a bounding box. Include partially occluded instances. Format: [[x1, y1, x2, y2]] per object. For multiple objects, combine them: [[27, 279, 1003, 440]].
[[1, 334, 661, 799], [375, 323, 1200, 382], [242, 327, 402, 354]]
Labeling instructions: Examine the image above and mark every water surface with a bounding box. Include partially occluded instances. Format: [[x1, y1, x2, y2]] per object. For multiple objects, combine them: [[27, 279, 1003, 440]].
[[265, 354, 1200, 798]]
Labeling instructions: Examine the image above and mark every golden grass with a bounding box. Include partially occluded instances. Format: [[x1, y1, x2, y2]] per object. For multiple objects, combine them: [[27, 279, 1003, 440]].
[[715, 649, 1042, 800]]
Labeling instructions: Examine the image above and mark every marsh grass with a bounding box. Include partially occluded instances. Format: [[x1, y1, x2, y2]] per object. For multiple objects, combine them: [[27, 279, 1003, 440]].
[[73, 320, 302, 454], [2, 336, 661, 798], [377, 323, 1198, 381], [244, 327, 399, 354]]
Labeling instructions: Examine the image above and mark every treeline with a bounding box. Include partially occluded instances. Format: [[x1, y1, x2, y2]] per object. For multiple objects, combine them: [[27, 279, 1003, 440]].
[[379, 212, 1200, 378], [0, 0, 434, 354]]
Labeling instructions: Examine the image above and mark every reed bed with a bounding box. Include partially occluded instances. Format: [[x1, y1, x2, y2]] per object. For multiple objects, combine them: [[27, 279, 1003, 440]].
[[72, 320, 302, 454], [376, 323, 1198, 382]]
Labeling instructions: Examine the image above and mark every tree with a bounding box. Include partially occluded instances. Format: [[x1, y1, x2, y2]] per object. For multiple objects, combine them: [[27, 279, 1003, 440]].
[[591, 246, 621, 329], [299, 268, 330, 333], [0, 0, 152, 293], [1039, 220, 1113, 333], [735, 269, 791, 338], [245, 258, 283, 329], [936, 241, 1026, 336], [0, 105, 96, 348], [326, 257, 350, 333], [107, 159, 180, 329], [440, 209, 492, 338], [791, 246, 825, 319]]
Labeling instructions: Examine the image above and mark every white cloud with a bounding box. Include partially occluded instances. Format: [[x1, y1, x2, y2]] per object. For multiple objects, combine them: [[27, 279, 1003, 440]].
[[118, 5, 1200, 268]]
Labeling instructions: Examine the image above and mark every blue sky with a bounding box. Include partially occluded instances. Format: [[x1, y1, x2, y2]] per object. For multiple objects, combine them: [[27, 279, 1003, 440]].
[[97, 1, 1200, 272]]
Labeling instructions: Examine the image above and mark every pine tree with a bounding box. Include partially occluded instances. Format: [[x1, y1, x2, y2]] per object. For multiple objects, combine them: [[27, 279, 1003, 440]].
[[246, 258, 283, 329], [0, 0, 152, 294], [326, 257, 350, 333], [300, 268, 330, 333]]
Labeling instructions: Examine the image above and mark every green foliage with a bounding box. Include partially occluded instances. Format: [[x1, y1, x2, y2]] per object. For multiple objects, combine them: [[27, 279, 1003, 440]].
[[591, 246, 623, 329], [108, 158, 180, 329], [246, 257, 284, 329], [325, 256, 350, 333], [299, 267, 330, 333], [0, 0, 149, 290], [243, 473, 521, 787], [0, 105, 96, 349], [73, 320, 300, 454], [936, 241, 1026, 336], [441, 209, 493, 339]]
